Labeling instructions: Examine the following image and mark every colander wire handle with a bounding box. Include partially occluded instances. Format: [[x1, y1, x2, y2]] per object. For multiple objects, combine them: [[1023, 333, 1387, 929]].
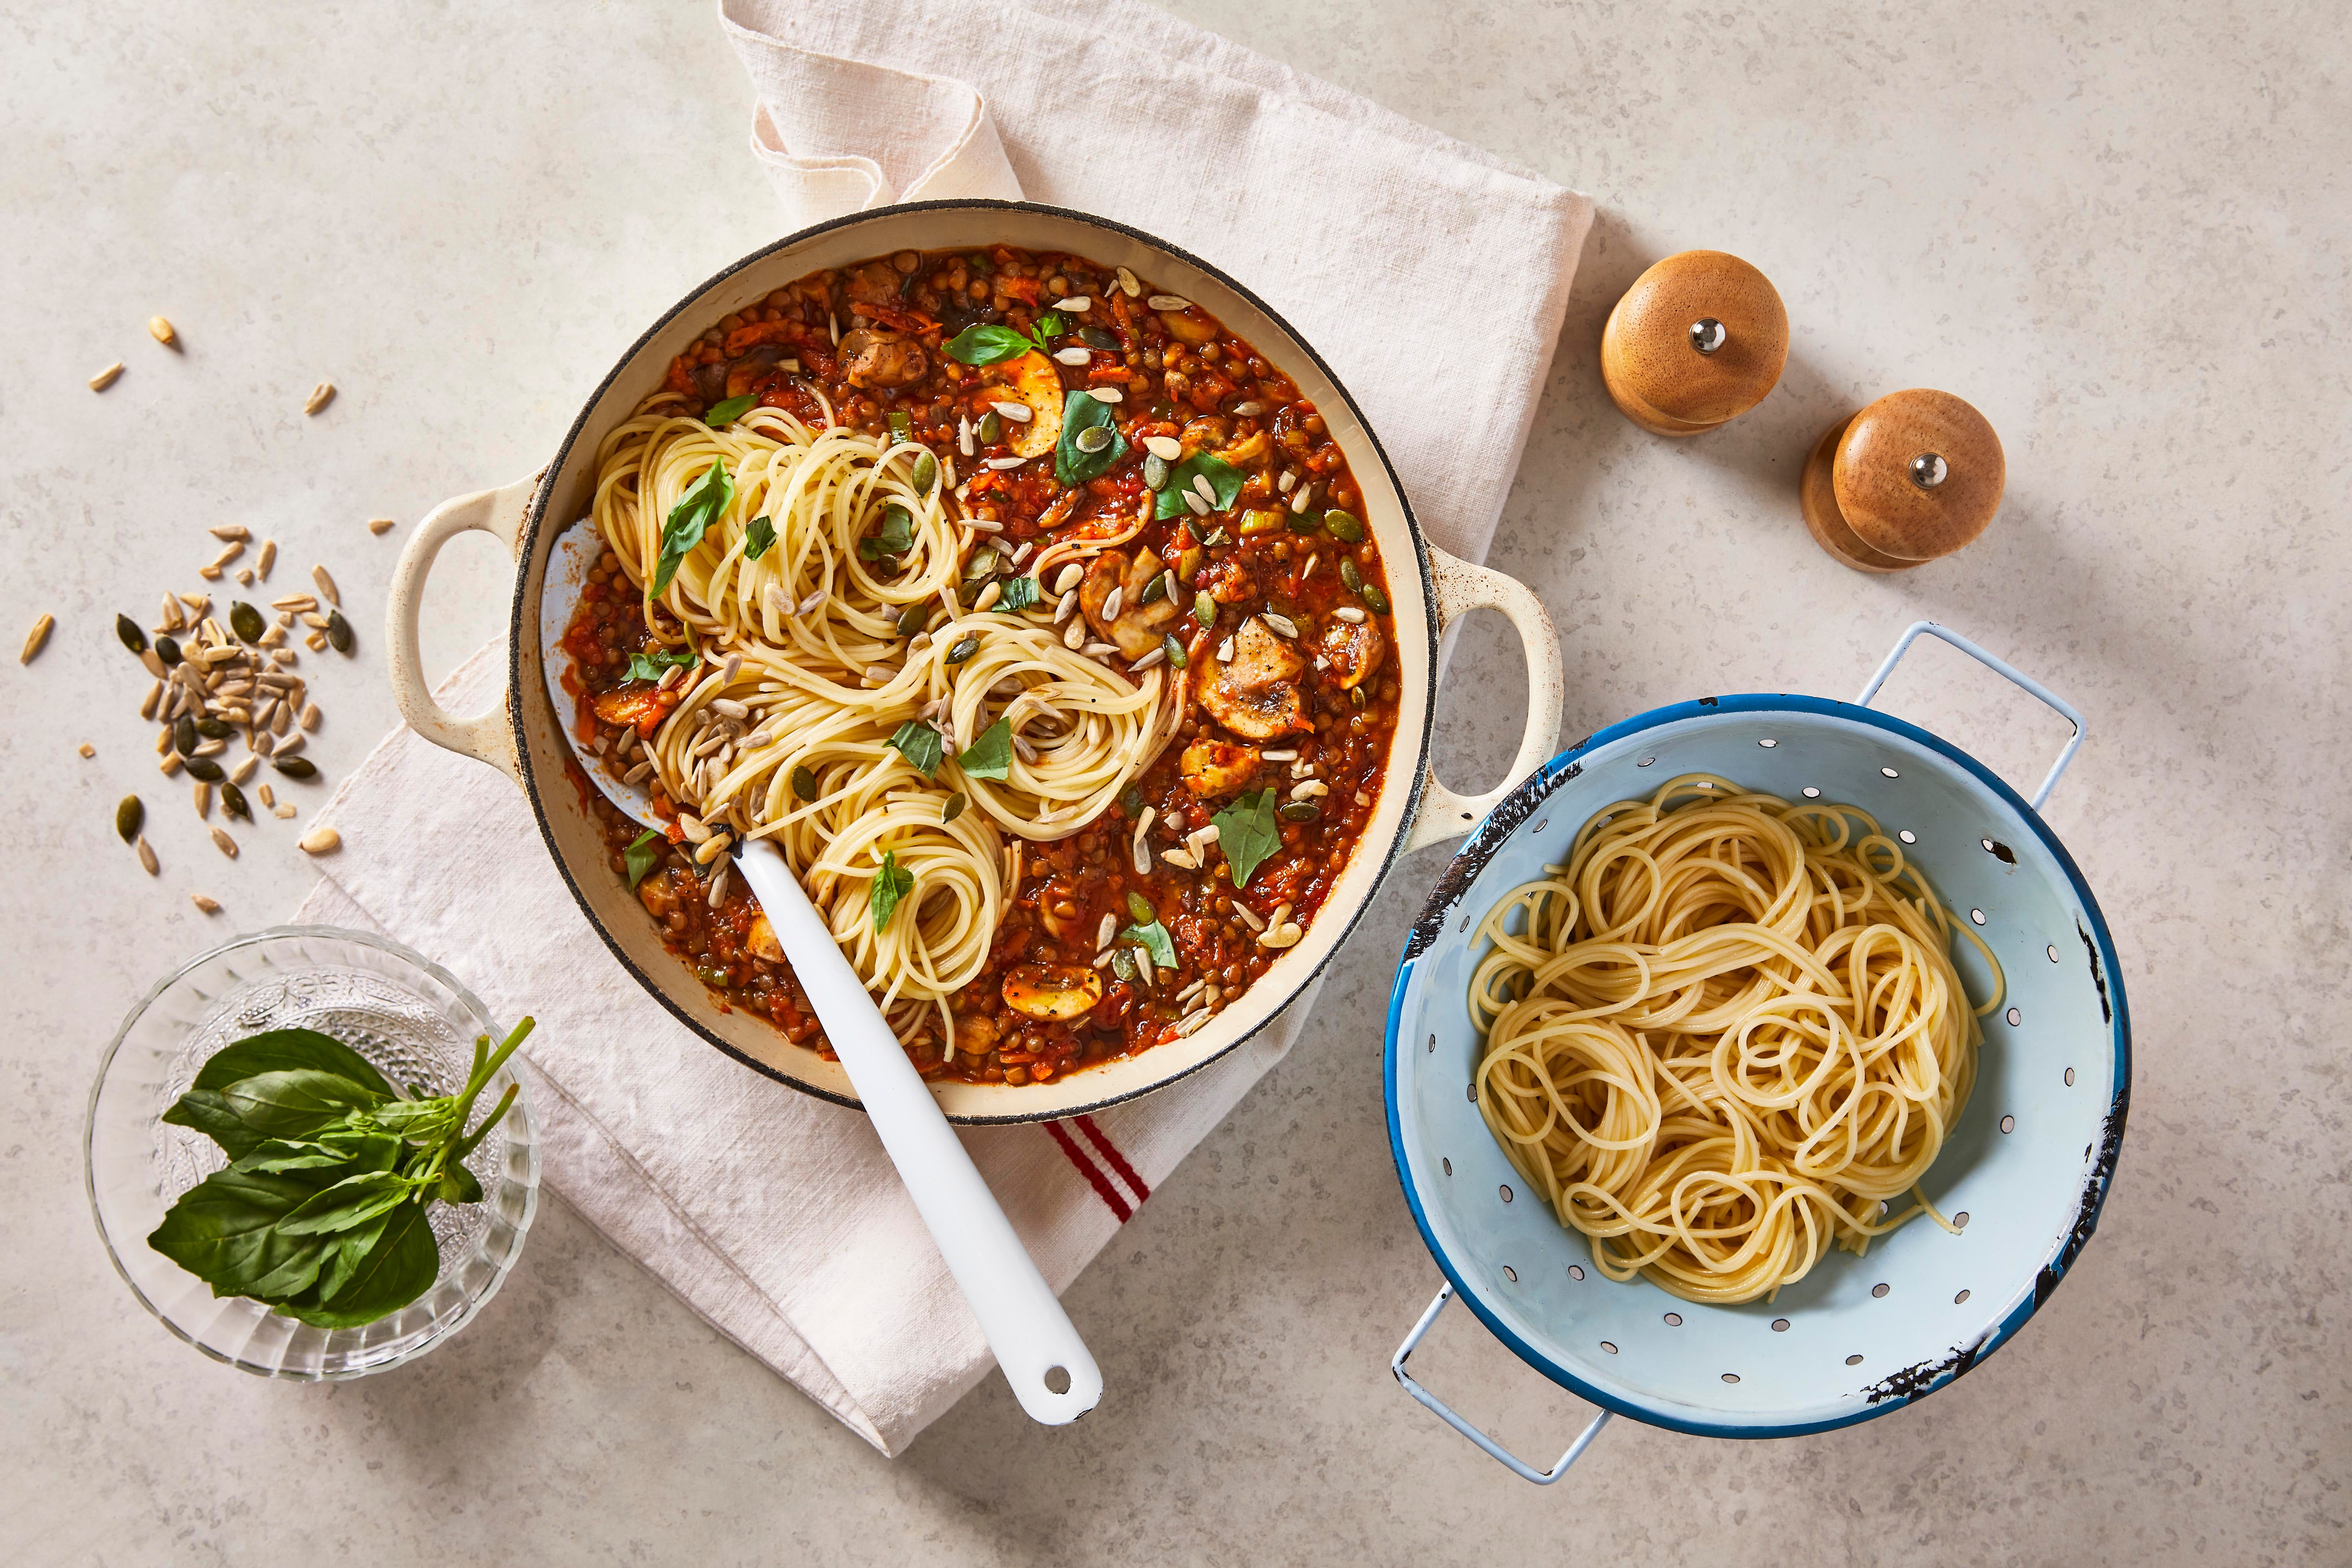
[[1855, 621, 2087, 811], [1390, 1284, 1612, 1485]]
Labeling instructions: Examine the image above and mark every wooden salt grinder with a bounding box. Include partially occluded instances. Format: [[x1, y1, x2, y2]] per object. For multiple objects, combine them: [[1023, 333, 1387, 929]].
[[1799, 389, 2004, 572], [1600, 250, 1789, 436]]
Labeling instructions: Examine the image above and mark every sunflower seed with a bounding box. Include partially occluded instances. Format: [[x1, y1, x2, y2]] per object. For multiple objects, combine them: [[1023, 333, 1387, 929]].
[[270, 594, 315, 611], [1053, 346, 1091, 366], [796, 590, 826, 615], [992, 401, 1033, 423], [192, 779, 212, 818], [208, 826, 237, 858], [367, 518, 395, 536], [311, 565, 339, 606], [1012, 734, 1038, 763], [1057, 296, 1093, 313], [298, 826, 340, 854], [90, 361, 124, 391], [1142, 435, 1183, 461], [1147, 294, 1191, 311], [20, 613, 52, 663], [1263, 612, 1299, 639], [957, 414, 975, 457], [135, 835, 158, 874], [303, 632, 327, 652], [147, 315, 179, 348], [1216, 635, 1236, 662], [1082, 641, 1118, 658], [304, 382, 335, 415], [1062, 616, 1086, 650], [983, 456, 1026, 471], [1161, 847, 1200, 870], [300, 701, 321, 730], [1089, 387, 1125, 405], [1183, 489, 1210, 517], [274, 802, 296, 819], [1129, 646, 1166, 672], [1116, 266, 1142, 297], [1101, 586, 1124, 621], [974, 580, 1003, 613], [707, 861, 731, 907]]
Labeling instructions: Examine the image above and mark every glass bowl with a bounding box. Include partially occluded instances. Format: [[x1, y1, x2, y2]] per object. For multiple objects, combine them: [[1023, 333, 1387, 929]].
[[85, 926, 540, 1378]]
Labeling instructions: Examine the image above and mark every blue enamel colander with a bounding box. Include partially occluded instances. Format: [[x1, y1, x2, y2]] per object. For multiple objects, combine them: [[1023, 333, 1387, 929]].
[[1383, 623, 2130, 1482]]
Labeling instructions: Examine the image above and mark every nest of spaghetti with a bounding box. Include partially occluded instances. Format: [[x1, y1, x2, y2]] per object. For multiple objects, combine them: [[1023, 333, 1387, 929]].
[[1467, 774, 2000, 1306]]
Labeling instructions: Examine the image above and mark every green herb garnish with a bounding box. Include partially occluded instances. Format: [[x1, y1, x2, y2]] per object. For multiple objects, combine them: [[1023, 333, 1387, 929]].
[[871, 850, 914, 932], [859, 503, 915, 566], [943, 325, 1036, 367], [1153, 453, 1242, 520], [887, 720, 945, 779], [958, 718, 1013, 781], [624, 828, 663, 888], [1055, 391, 1127, 486], [147, 1019, 536, 1329], [705, 394, 757, 427], [993, 576, 1042, 614], [1121, 920, 1177, 971], [1211, 787, 1281, 889], [625, 648, 696, 683], [653, 462, 734, 593], [744, 515, 777, 561]]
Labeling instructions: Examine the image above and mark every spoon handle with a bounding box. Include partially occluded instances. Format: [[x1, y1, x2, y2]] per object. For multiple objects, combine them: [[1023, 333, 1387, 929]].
[[732, 839, 1103, 1427]]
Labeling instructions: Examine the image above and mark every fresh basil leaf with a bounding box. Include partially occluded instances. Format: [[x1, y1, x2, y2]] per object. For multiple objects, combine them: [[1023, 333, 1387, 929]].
[[888, 410, 913, 442], [1121, 920, 1177, 971], [1055, 391, 1127, 486], [1029, 311, 1065, 352], [625, 648, 696, 683], [233, 1131, 399, 1176], [314, 1214, 388, 1306], [653, 461, 735, 594], [744, 515, 777, 561], [992, 575, 1041, 614], [280, 1201, 439, 1328], [624, 828, 664, 889], [858, 503, 915, 564], [434, 1163, 485, 1205], [1154, 453, 1243, 520], [147, 1166, 330, 1299], [957, 719, 1013, 781], [705, 393, 757, 427], [871, 849, 914, 933], [217, 1070, 386, 1140], [943, 325, 1036, 366], [1211, 786, 1282, 889], [361, 1096, 458, 1142], [887, 720, 945, 780], [161, 1089, 269, 1159], [193, 1028, 396, 1099], [277, 1171, 417, 1237]]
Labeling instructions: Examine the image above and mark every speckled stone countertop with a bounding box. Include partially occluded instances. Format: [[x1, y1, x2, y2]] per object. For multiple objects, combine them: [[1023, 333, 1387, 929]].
[[4, 3, 2344, 1563]]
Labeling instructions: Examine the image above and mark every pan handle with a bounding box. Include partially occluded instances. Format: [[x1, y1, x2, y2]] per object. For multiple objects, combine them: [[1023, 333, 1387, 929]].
[[1391, 1284, 1612, 1484], [383, 475, 540, 782], [1403, 548, 1564, 853], [1856, 620, 2086, 811]]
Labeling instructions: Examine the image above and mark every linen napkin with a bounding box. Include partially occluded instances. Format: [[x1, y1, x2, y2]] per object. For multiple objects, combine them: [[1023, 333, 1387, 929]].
[[292, 0, 1592, 1456]]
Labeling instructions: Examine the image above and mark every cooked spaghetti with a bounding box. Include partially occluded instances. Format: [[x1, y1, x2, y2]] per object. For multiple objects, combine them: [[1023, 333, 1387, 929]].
[[1467, 774, 1999, 1305], [583, 398, 1180, 1049]]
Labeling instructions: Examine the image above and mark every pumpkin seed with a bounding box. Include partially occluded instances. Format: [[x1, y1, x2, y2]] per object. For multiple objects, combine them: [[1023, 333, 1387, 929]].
[[325, 609, 353, 653], [228, 601, 264, 641], [1339, 557, 1364, 594], [1162, 632, 1188, 669], [115, 794, 144, 843], [896, 602, 931, 637], [790, 765, 818, 801], [1360, 582, 1391, 615], [173, 715, 197, 756], [1127, 889, 1156, 924], [154, 634, 182, 667], [942, 791, 967, 825], [1194, 590, 1216, 626], [1074, 424, 1113, 454], [194, 716, 232, 740], [271, 756, 318, 780], [183, 756, 225, 783], [910, 451, 938, 495], [1351, 684, 1369, 709], [1279, 801, 1321, 822], [1080, 327, 1120, 351], [946, 633, 980, 665], [1143, 454, 1170, 491], [116, 614, 147, 654], [220, 780, 251, 821], [1322, 508, 1365, 543], [1139, 571, 1168, 606], [977, 411, 1001, 445]]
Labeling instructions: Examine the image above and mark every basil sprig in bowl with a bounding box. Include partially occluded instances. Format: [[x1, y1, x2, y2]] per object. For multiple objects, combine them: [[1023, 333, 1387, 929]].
[[86, 928, 539, 1378]]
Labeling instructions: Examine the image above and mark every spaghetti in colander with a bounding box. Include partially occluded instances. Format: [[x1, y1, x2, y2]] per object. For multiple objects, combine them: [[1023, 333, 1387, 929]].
[[1467, 774, 2000, 1305]]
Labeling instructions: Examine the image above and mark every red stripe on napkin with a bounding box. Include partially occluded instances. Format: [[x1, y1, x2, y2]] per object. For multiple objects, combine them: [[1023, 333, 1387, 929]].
[[1044, 1119, 1131, 1222], [1073, 1114, 1150, 1206]]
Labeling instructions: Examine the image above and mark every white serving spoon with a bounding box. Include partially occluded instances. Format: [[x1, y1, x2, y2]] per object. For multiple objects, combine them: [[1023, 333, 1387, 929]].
[[542, 524, 1101, 1426]]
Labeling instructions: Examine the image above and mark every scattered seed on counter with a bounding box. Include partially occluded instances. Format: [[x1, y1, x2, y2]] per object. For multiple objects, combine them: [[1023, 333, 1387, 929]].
[[256, 539, 276, 579], [311, 565, 339, 606], [210, 525, 249, 543], [78, 741, 95, 758], [148, 316, 179, 349], [273, 803, 296, 819], [192, 780, 212, 819], [188, 893, 221, 914], [297, 826, 340, 854], [304, 382, 335, 415], [256, 782, 274, 809], [90, 361, 123, 392], [135, 835, 159, 874], [20, 613, 53, 663], [209, 826, 238, 858], [368, 518, 395, 535]]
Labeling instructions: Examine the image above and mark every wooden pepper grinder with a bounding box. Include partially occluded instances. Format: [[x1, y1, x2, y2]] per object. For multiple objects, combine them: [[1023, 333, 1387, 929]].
[[1601, 251, 1788, 435], [1799, 389, 2004, 571]]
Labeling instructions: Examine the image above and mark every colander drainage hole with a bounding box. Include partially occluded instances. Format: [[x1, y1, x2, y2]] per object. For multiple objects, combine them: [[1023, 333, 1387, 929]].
[[1503, 1266, 1517, 1282], [1663, 1312, 1682, 1327], [1970, 907, 1987, 925], [1722, 1372, 1741, 1383], [1771, 1318, 1789, 1333], [1533, 818, 1549, 833], [1499, 1184, 1514, 1203], [1881, 766, 1900, 778], [1758, 737, 1777, 748], [1954, 1212, 1970, 1229], [1467, 1082, 1477, 1102], [1846, 1354, 1865, 1366], [1802, 786, 1821, 798], [1568, 1264, 1585, 1281], [1637, 757, 1655, 768], [2007, 1007, 2022, 1026], [2065, 1067, 2076, 1086], [1954, 1289, 1971, 1304], [1871, 1283, 1890, 1298], [1898, 829, 1917, 844], [2000, 1115, 2016, 1133], [1600, 1341, 1619, 1354], [1442, 1157, 1452, 1176], [2047, 944, 2061, 962]]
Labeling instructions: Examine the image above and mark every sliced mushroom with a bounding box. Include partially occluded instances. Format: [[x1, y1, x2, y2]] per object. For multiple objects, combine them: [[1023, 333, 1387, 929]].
[[1320, 615, 1386, 691], [725, 342, 790, 399], [1213, 429, 1271, 470], [954, 1012, 1001, 1056], [690, 361, 728, 403], [1199, 617, 1309, 740], [1196, 554, 1260, 605], [1002, 963, 1106, 1022], [839, 327, 929, 390], [1180, 737, 1260, 799], [983, 350, 1064, 459], [1178, 415, 1231, 459], [844, 259, 903, 307], [746, 911, 784, 963], [1080, 548, 1182, 658]]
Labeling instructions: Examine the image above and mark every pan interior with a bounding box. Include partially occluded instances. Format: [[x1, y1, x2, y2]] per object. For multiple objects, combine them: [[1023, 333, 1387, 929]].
[[1389, 702, 2125, 1434]]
